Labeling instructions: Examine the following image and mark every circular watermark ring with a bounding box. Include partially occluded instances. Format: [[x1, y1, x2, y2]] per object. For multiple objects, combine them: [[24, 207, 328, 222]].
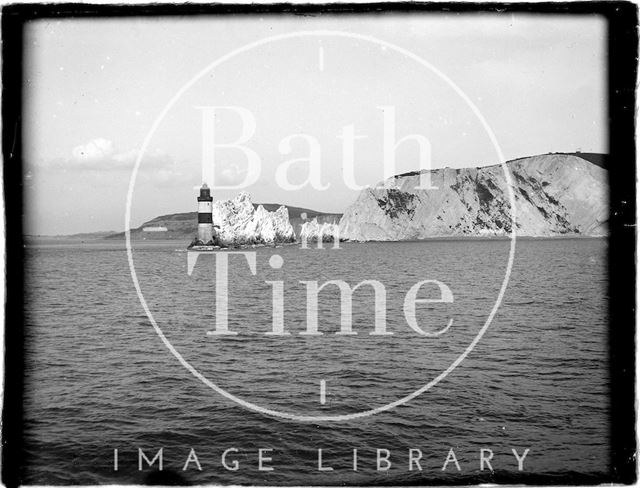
[[125, 30, 517, 422]]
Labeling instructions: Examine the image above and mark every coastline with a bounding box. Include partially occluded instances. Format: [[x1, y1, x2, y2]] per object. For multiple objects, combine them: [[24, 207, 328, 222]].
[[24, 234, 609, 247]]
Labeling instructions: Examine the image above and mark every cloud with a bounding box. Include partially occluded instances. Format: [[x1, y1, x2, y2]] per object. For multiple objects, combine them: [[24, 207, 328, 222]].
[[112, 148, 139, 166], [217, 162, 260, 187], [71, 138, 114, 163], [220, 163, 246, 185], [35, 138, 198, 188], [46, 138, 173, 172]]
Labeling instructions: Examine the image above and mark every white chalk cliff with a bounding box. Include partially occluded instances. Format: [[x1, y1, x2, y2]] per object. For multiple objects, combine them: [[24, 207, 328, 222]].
[[339, 153, 608, 240], [212, 192, 295, 245]]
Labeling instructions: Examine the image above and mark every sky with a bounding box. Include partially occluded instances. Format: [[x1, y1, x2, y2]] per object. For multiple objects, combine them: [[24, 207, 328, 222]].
[[23, 13, 607, 235]]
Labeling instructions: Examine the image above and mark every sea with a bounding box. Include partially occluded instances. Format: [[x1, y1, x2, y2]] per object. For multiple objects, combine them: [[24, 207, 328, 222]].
[[21, 238, 610, 485]]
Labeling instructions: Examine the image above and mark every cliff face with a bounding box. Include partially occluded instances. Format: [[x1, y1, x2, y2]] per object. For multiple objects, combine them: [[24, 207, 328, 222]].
[[339, 153, 608, 240], [212, 192, 295, 245]]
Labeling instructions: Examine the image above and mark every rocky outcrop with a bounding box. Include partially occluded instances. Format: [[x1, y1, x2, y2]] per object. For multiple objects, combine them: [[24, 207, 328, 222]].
[[113, 203, 338, 241], [299, 218, 341, 243], [212, 192, 295, 245], [290, 213, 342, 239], [339, 153, 608, 240]]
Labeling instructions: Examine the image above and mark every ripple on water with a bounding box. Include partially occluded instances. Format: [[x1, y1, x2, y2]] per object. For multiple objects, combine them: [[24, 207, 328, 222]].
[[22, 239, 610, 484]]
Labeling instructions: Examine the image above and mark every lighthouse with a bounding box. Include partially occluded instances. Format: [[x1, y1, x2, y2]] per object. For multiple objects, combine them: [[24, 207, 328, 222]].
[[197, 183, 214, 245]]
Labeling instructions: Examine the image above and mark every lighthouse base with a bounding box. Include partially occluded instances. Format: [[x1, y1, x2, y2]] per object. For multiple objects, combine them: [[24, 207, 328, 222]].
[[188, 234, 225, 250], [188, 244, 222, 251]]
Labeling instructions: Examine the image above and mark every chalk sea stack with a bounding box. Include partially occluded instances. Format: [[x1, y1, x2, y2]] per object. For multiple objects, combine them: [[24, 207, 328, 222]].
[[299, 218, 342, 243], [211, 192, 296, 246]]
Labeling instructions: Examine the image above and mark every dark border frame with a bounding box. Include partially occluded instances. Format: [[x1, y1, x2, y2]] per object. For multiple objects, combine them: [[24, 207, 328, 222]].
[[2, 2, 637, 486]]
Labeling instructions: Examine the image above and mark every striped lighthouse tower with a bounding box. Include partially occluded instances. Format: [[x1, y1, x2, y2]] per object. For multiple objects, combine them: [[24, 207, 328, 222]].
[[197, 183, 214, 244]]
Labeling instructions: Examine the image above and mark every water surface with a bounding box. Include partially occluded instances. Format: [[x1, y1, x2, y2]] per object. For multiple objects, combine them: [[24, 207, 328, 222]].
[[23, 238, 609, 484]]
